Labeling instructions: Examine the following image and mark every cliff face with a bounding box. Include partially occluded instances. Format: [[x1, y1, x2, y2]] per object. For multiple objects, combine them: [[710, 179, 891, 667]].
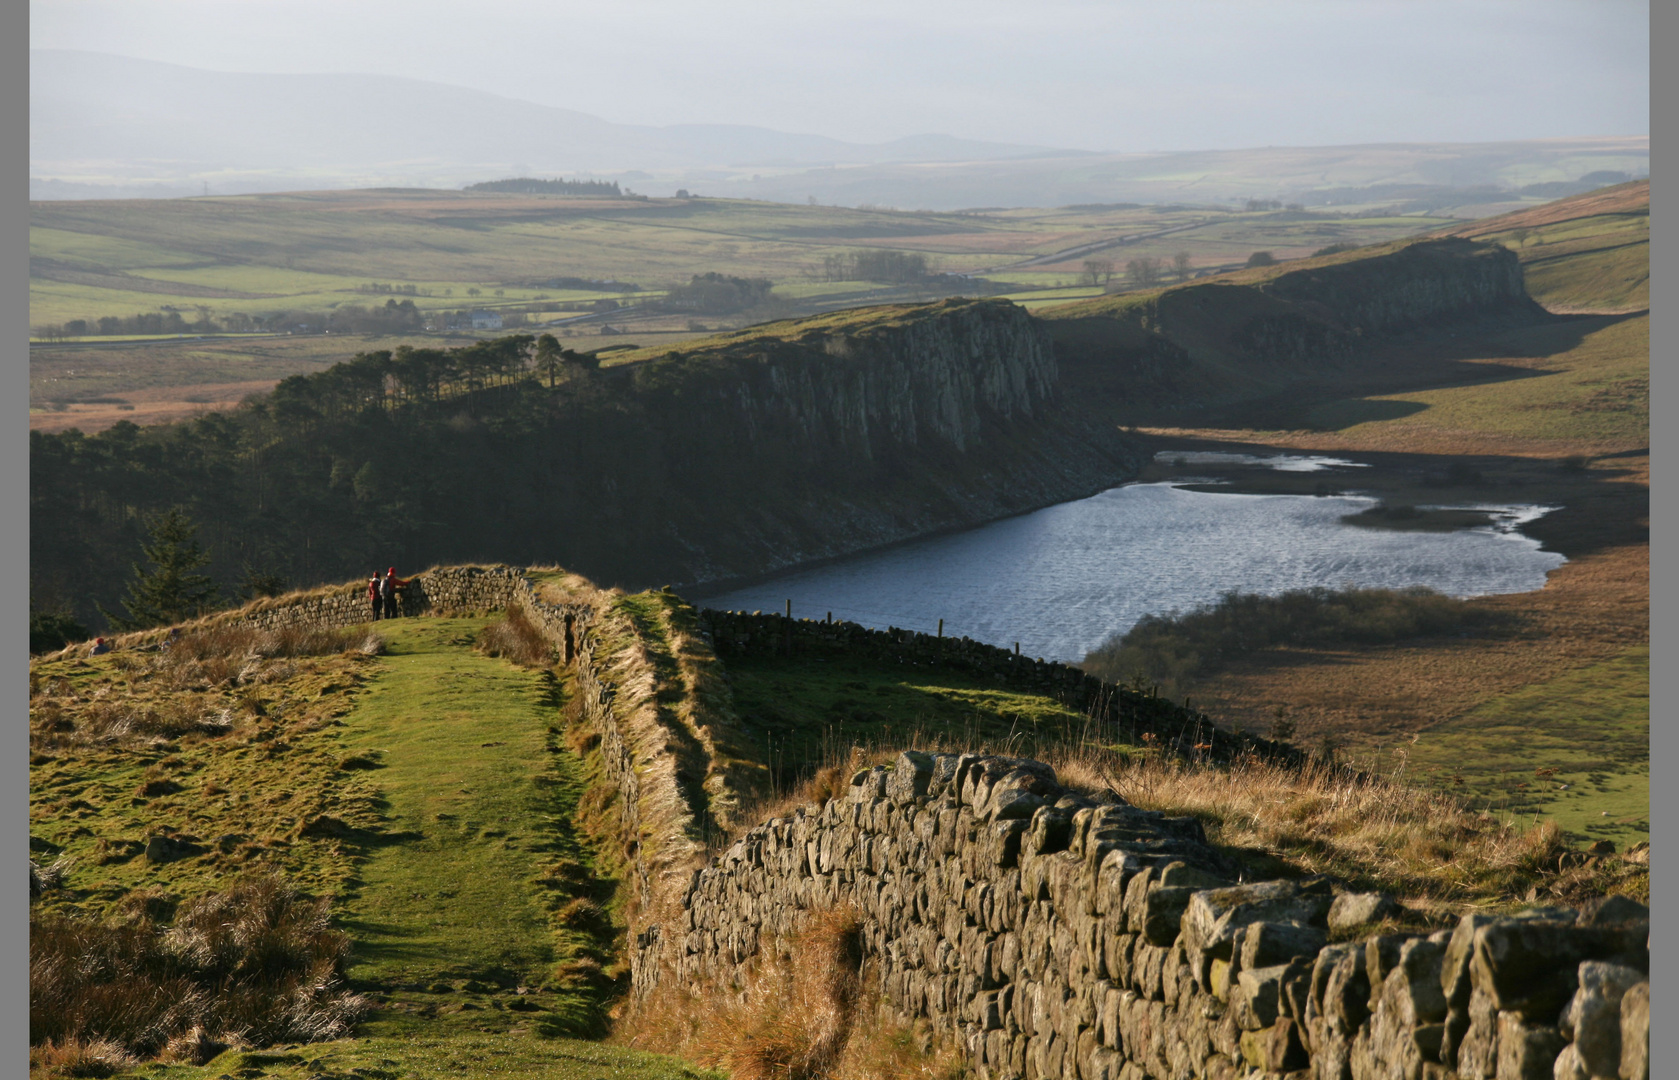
[[34, 239, 1561, 625], [632, 297, 1058, 461], [606, 299, 1132, 587], [1045, 237, 1550, 411], [1256, 237, 1540, 334]]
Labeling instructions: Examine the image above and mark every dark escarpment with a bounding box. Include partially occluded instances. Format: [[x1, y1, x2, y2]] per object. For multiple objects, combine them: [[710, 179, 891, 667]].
[[613, 298, 1136, 587], [1045, 237, 1548, 410], [32, 299, 1140, 628]]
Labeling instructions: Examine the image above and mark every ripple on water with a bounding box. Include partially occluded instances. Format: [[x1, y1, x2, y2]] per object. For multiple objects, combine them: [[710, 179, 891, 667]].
[[701, 483, 1566, 663], [1151, 450, 1369, 472]]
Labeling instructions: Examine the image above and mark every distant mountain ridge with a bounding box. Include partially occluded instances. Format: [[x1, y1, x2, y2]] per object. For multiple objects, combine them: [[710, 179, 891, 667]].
[[31, 49, 1646, 209], [29, 49, 1061, 195]]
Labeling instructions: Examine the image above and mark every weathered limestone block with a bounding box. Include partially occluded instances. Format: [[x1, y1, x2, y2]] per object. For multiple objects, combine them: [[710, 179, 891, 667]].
[[1553, 961, 1643, 1080], [1470, 916, 1647, 1022], [1233, 963, 1289, 1030], [1139, 884, 1200, 947], [1240, 1016, 1311, 1073], [1618, 981, 1648, 1080], [1494, 1010, 1565, 1080], [1330, 891, 1400, 932], [1242, 919, 1330, 971], [1179, 877, 1335, 961]]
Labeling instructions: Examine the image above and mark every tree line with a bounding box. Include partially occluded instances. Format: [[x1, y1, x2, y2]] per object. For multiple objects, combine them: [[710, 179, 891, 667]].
[[814, 250, 934, 284], [1080, 252, 1197, 290], [661, 273, 776, 314], [31, 299, 572, 342], [466, 177, 624, 196], [35, 300, 427, 341]]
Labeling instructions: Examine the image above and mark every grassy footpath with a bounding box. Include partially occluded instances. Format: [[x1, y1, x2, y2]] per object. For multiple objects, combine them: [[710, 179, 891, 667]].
[[46, 616, 711, 1080]]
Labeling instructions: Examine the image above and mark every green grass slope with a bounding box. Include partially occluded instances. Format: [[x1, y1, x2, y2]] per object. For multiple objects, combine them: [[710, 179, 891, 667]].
[[30, 616, 709, 1080], [1404, 648, 1648, 849], [1298, 311, 1648, 452], [1436, 180, 1648, 312]]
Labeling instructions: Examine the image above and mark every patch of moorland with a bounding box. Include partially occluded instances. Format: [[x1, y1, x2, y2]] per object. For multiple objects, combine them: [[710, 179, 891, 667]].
[[29, 623, 384, 909], [29, 612, 710, 1080], [1292, 312, 1647, 454], [1401, 647, 1649, 848]]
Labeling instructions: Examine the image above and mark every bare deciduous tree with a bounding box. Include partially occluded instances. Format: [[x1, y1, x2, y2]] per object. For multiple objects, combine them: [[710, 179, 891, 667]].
[[1082, 258, 1116, 288], [1172, 251, 1193, 282]]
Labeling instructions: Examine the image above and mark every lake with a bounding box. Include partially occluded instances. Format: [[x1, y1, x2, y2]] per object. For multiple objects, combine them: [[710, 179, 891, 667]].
[[696, 480, 1566, 662]]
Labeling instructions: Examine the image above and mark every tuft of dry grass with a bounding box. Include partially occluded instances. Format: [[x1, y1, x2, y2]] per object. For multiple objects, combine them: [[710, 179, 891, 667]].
[[474, 604, 554, 668], [30, 872, 367, 1060], [622, 904, 963, 1080], [1045, 745, 1647, 908], [29, 1037, 138, 1079]]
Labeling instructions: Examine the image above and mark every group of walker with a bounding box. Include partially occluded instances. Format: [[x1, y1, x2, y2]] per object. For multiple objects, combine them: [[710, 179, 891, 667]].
[[82, 574, 412, 656], [368, 568, 410, 621]]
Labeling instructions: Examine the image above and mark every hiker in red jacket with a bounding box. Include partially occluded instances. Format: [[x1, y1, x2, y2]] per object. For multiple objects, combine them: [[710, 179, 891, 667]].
[[381, 568, 409, 620], [368, 571, 384, 621]]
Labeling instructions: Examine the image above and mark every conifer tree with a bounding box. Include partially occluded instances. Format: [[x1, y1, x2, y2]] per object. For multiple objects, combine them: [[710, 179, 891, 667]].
[[101, 508, 219, 630], [534, 333, 564, 388]]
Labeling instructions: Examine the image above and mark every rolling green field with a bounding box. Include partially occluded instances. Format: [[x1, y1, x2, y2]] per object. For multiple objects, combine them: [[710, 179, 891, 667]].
[[722, 652, 1120, 784], [30, 190, 1459, 332]]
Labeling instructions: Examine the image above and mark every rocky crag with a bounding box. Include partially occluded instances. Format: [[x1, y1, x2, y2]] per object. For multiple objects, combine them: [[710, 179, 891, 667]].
[[639, 751, 1649, 1080], [1046, 238, 1547, 410], [608, 297, 1139, 587]]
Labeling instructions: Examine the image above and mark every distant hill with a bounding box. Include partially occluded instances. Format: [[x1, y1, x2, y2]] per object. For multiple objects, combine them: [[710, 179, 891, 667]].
[[32, 50, 1645, 209], [28, 49, 1060, 199], [727, 138, 1649, 213]]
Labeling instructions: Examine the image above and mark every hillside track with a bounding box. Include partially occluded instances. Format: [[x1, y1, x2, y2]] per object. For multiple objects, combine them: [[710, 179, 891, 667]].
[[279, 617, 697, 1080]]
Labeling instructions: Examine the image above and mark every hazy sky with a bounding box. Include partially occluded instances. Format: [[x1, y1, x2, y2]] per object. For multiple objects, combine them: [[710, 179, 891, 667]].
[[31, 0, 1648, 151]]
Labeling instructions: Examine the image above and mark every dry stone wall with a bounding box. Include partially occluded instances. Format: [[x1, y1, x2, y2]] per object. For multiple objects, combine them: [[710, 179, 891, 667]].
[[639, 751, 1649, 1080], [698, 610, 1298, 766]]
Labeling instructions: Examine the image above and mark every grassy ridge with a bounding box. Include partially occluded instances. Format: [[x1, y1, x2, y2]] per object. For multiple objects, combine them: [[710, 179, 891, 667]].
[[30, 614, 708, 1079], [1436, 180, 1648, 312]]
